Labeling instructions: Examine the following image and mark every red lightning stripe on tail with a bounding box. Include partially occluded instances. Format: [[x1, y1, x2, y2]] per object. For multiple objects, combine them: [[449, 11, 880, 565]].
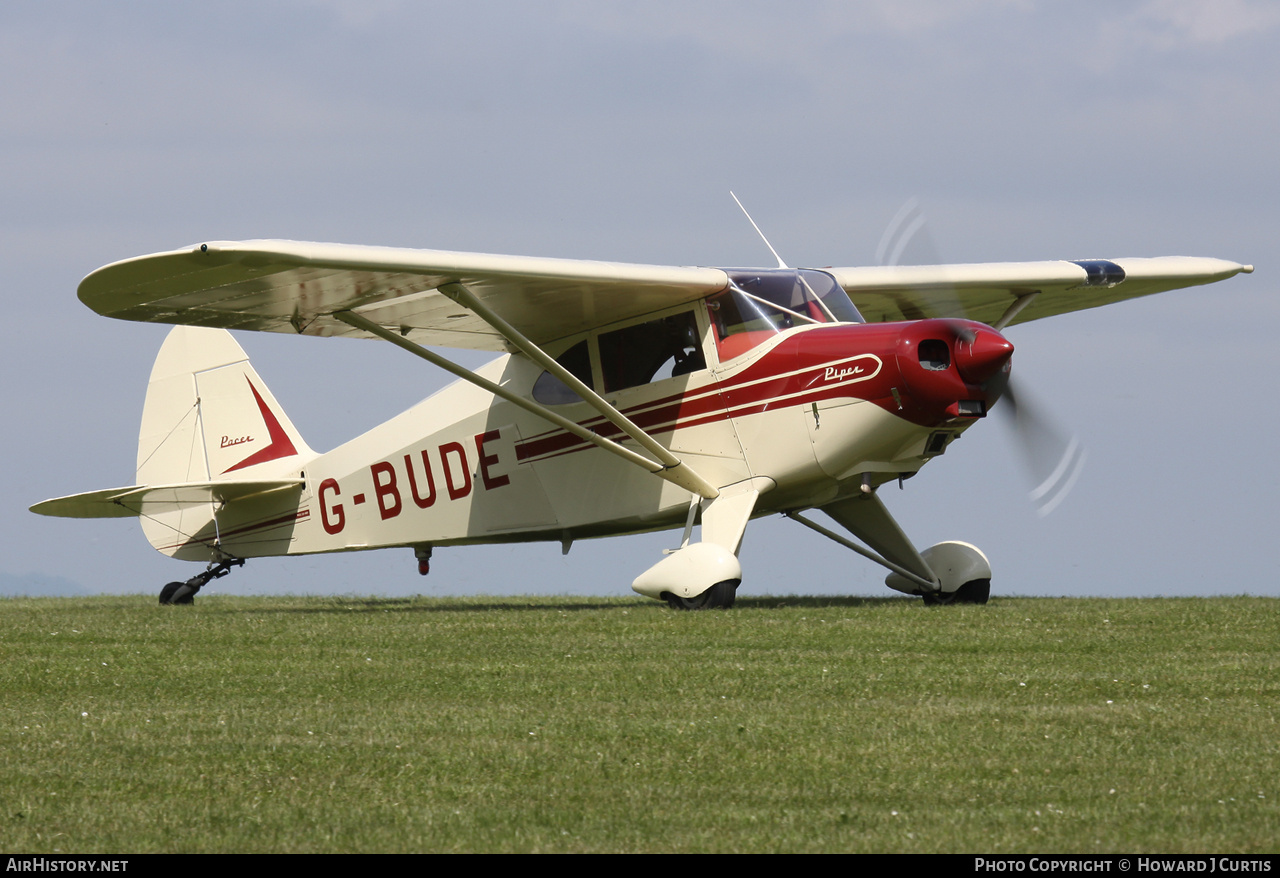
[[221, 378, 299, 474]]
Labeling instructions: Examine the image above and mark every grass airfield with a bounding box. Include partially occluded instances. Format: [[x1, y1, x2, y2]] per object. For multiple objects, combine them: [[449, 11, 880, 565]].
[[1, 594, 1276, 853]]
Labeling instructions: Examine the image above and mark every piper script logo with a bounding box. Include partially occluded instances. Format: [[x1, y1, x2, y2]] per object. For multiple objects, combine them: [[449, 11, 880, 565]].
[[818, 354, 881, 385], [824, 365, 864, 381]]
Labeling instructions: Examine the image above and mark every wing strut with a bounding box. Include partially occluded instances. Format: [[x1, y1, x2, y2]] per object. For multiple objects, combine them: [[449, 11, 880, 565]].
[[333, 309, 720, 501], [992, 292, 1040, 331], [432, 282, 718, 498]]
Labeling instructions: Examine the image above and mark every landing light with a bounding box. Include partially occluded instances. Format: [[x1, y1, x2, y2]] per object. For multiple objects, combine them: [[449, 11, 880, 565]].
[[947, 400, 987, 418]]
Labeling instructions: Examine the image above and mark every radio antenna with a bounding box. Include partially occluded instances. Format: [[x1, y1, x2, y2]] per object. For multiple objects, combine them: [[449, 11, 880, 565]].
[[730, 191, 788, 269]]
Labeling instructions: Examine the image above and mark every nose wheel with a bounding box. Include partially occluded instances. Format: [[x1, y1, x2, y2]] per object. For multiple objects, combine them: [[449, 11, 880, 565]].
[[159, 558, 245, 605], [922, 578, 990, 606], [662, 579, 739, 610]]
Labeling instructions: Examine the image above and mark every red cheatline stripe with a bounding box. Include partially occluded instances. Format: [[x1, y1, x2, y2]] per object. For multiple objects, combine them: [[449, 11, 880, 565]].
[[515, 353, 882, 465]]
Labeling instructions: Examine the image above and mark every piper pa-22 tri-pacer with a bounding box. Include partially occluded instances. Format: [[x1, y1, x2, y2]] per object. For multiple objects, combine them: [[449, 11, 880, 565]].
[[32, 235, 1252, 606]]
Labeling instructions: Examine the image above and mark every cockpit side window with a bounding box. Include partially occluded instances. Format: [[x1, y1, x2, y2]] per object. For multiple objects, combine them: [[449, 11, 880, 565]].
[[799, 269, 863, 324], [531, 339, 594, 405], [598, 311, 705, 393]]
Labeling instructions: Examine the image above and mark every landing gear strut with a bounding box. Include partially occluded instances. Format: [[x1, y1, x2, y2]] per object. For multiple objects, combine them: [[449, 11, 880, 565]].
[[787, 493, 994, 605], [159, 558, 245, 605]]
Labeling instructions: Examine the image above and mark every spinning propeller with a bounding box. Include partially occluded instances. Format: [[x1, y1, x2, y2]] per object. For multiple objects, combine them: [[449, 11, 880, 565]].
[[877, 198, 1086, 516]]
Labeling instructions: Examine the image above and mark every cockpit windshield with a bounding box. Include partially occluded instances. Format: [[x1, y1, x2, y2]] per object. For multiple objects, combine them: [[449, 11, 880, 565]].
[[708, 268, 862, 360]]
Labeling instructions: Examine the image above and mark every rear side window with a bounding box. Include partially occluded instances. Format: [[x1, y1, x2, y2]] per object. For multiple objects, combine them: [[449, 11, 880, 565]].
[[531, 339, 593, 405]]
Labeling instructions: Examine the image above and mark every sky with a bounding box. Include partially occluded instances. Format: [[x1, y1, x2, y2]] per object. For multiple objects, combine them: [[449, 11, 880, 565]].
[[3, 0, 1277, 600]]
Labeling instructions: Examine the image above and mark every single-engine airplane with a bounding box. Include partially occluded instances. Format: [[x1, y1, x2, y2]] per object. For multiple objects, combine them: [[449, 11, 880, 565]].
[[31, 236, 1252, 606]]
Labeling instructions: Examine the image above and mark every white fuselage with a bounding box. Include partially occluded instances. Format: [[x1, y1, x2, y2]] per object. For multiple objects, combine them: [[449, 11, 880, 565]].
[[164, 321, 973, 562]]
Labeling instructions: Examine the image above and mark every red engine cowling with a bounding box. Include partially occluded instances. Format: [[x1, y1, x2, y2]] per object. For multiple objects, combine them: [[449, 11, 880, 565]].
[[888, 319, 1013, 426]]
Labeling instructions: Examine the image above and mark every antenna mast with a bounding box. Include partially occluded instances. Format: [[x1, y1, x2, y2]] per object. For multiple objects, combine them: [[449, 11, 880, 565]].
[[730, 191, 788, 269]]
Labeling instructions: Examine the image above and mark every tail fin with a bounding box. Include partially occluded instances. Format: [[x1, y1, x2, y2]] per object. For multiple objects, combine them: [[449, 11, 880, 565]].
[[31, 327, 314, 561], [138, 326, 315, 484]]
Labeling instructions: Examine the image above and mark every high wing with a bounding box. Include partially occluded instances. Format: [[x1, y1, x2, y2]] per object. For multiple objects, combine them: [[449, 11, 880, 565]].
[[80, 242, 1252, 348], [829, 257, 1253, 327], [79, 240, 730, 351]]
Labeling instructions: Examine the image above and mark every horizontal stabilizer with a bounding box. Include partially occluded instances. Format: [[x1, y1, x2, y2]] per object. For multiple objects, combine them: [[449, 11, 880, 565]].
[[30, 480, 303, 519]]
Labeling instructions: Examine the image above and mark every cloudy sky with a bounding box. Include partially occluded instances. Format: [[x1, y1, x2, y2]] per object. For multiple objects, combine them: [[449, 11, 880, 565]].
[[4, 1, 1276, 599]]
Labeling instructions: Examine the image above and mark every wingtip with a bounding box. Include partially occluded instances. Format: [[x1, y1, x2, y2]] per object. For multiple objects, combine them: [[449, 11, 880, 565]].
[[1241, 264, 1255, 274]]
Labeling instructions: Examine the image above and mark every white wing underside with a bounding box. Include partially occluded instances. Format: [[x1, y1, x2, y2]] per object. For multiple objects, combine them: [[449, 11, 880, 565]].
[[79, 241, 729, 351], [78, 240, 1252, 350]]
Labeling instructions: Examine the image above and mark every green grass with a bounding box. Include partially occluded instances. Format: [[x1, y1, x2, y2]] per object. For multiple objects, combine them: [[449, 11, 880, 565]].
[[0, 594, 1276, 852]]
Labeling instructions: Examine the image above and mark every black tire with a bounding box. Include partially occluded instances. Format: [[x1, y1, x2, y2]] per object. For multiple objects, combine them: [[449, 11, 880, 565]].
[[954, 578, 990, 604], [663, 579, 739, 610], [159, 581, 196, 605], [922, 579, 990, 606]]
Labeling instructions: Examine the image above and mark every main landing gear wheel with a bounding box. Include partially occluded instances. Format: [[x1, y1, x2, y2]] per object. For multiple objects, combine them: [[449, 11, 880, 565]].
[[922, 578, 990, 606], [663, 579, 739, 610], [159, 581, 195, 605]]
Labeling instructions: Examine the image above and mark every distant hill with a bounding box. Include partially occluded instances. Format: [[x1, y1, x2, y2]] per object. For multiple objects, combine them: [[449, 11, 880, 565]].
[[0, 571, 95, 597]]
